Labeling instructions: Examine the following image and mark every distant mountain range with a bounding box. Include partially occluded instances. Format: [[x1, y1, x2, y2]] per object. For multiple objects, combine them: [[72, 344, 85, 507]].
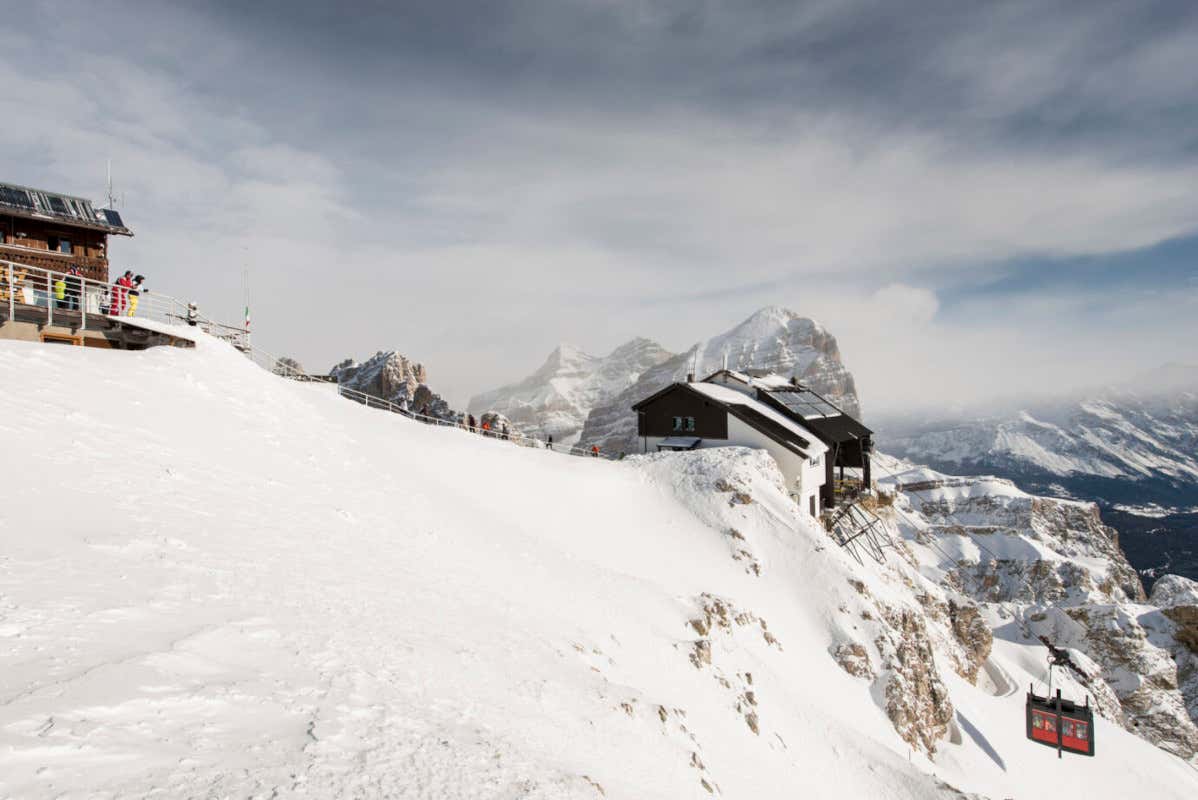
[[877, 365, 1198, 587], [467, 338, 673, 446]]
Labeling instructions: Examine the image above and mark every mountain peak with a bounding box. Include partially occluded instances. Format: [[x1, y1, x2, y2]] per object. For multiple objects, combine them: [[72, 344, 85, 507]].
[[730, 306, 824, 339], [550, 342, 588, 360], [468, 336, 675, 440]]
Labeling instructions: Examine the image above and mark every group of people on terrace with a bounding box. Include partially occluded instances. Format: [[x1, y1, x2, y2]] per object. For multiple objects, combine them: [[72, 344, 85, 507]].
[[105, 269, 147, 316], [34, 265, 147, 317]]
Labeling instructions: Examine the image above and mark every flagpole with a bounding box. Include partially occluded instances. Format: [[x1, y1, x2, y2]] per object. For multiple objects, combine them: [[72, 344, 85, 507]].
[[242, 261, 251, 348]]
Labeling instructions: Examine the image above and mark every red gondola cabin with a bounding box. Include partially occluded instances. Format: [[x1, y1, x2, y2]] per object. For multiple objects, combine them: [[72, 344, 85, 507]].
[[1026, 688, 1095, 756]]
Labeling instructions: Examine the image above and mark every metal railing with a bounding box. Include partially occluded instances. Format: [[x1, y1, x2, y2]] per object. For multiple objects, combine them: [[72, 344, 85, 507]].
[[335, 382, 619, 459], [2, 258, 182, 330], [0, 258, 249, 349]]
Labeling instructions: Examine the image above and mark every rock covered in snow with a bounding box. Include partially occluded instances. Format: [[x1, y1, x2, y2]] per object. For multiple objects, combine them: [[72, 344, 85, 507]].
[[895, 472, 1145, 605], [468, 337, 672, 446], [579, 306, 861, 454], [478, 411, 515, 438], [273, 356, 305, 377], [1151, 575, 1198, 608], [330, 350, 458, 421]]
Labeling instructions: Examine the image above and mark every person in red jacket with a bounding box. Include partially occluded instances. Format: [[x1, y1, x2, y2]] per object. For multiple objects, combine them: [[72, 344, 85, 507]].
[[109, 270, 133, 316]]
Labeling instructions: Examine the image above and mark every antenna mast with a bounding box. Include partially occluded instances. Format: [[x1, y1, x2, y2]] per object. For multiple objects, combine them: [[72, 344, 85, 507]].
[[104, 159, 119, 209]]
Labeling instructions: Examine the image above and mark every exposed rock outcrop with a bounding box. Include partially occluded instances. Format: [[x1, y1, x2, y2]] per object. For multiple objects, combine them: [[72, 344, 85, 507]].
[[876, 606, 955, 756], [330, 351, 458, 421]]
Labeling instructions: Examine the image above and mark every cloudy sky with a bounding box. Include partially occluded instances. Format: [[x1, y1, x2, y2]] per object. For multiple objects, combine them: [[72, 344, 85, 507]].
[[4, 0, 1196, 412]]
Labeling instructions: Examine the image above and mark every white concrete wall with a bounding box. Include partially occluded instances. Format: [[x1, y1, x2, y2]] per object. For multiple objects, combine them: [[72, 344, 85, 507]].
[[642, 420, 827, 517]]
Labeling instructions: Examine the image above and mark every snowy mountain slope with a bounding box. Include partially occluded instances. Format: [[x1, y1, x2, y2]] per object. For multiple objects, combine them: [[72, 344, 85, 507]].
[[1, 337, 1196, 799], [881, 391, 1198, 502], [468, 338, 672, 446], [874, 456, 1198, 763], [579, 306, 861, 455]]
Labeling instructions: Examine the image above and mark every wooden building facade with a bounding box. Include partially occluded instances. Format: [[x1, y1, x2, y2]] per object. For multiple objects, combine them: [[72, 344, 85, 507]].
[[0, 182, 132, 283]]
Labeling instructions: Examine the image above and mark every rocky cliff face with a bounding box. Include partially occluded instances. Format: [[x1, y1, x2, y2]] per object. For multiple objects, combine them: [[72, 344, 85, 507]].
[[880, 460, 1198, 763], [468, 338, 673, 446], [579, 306, 861, 454], [330, 351, 458, 421]]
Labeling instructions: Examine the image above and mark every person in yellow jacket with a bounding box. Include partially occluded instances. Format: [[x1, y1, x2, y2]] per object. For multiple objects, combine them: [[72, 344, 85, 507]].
[[54, 274, 67, 309], [127, 274, 145, 316]]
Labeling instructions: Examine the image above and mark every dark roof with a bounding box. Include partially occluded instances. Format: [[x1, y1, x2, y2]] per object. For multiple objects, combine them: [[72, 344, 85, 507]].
[[633, 381, 823, 458], [0, 182, 133, 236], [757, 386, 872, 444]]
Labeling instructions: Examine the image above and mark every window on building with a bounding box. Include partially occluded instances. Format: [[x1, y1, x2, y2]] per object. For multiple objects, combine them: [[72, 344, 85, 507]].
[[685, 417, 695, 431], [59, 238, 72, 254], [672, 416, 683, 431]]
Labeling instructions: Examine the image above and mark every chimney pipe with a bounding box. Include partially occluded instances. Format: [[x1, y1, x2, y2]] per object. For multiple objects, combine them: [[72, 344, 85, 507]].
[[791, 375, 800, 386], [687, 372, 695, 383]]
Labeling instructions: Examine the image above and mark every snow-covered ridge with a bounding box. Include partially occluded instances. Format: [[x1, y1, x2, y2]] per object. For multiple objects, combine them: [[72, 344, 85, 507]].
[[2, 336, 1196, 798], [881, 391, 1198, 499]]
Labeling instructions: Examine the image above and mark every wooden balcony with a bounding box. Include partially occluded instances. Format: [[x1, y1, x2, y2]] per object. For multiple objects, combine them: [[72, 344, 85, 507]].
[[0, 244, 109, 282]]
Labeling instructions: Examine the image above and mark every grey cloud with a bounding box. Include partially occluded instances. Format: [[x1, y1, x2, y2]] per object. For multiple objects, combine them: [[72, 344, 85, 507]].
[[2, 1, 1197, 411]]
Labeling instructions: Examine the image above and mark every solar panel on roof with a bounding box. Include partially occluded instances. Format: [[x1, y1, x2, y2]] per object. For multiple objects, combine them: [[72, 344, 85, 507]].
[[771, 389, 842, 419], [100, 208, 125, 228], [1, 186, 33, 209], [47, 195, 68, 214]]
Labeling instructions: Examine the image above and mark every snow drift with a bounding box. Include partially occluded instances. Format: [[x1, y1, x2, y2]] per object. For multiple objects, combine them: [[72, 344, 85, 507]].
[[1, 335, 1195, 799]]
